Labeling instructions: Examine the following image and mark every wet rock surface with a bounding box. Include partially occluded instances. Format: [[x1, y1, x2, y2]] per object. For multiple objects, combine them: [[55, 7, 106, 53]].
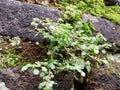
[[0, 0, 60, 43], [82, 14, 120, 47]]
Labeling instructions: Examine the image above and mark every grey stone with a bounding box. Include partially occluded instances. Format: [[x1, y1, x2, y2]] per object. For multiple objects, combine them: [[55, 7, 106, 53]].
[[0, 0, 60, 44], [104, 0, 120, 5], [82, 14, 120, 47]]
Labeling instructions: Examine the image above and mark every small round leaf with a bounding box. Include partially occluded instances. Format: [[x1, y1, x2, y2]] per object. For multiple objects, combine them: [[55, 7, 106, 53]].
[[33, 69, 40, 75]]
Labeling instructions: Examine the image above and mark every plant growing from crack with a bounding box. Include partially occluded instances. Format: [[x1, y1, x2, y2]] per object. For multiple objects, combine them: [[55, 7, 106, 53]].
[[21, 5, 111, 90]]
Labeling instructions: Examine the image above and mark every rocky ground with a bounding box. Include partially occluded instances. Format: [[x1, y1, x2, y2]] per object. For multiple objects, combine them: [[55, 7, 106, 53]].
[[0, 0, 120, 90]]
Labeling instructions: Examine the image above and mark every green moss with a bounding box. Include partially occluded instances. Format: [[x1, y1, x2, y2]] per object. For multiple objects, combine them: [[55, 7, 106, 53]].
[[77, 0, 120, 25], [104, 13, 120, 24], [57, 0, 120, 24]]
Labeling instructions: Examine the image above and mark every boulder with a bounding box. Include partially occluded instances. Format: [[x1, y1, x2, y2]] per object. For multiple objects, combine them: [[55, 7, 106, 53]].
[[104, 0, 120, 5], [82, 14, 120, 47], [0, 0, 60, 44]]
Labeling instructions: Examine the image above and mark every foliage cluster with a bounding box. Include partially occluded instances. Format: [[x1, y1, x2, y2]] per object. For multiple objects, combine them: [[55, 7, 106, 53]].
[[57, 0, 120, 25], [0, 1, 117, 90], [0, 37, 23, 68], [21, 6, 111, 90], [78, 0, 120, 24]]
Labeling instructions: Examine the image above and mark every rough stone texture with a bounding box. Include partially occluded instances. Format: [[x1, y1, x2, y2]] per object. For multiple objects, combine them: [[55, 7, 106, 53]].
[[82, 14, 120, 47], [0, 68, 74, 90], [99, 73, 120, 90], [0, 67, 41, 90], [104, 0, 120, 5], [0, 0, 60, 43], [85, 67, 120, 90], [53, 71, 74, 90]]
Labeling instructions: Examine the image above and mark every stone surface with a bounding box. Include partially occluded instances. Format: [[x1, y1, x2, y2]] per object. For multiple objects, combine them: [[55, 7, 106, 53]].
[[0, 67, 41, 90], [0, 0, 60, 43], [104, 0, 120, 5], [82, 14, 120, 47], [0, 68, 74, 90]]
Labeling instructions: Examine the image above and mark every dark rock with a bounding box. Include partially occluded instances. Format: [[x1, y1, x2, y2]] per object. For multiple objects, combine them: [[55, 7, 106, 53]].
[[53, 71, 74, 90], [0, 0, 60, 44], [85, 66, 120, 90], [104, 0, 120, 5], [0, 68, 74, 90], [99, 73, 120, 90], [0, 68, 40, 90], [82, 14, 120, 47]]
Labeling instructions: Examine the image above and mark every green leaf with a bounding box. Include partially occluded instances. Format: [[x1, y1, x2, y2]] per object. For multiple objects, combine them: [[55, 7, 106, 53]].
[[94, 48, 99, 54], [41, 67, 47, 72], [21, 66, 28, 71], [101, 49, 106, 54], [33, 69, 40, 75], [48, 81, 55, 87], [31, 21, 38, 27], [86, 61, 91, 73], [81, 51, 87, 56], [49, 26, 56, 30], [81, 45, 87, 50], [80, 71, 86, 77], [33, 18, 40, 22], [40, 72, 45, 77], [49, 64, 55, 69], [47, 51, 52, 55], [38, 82, 45, 89], [86, 66, 91, 73]]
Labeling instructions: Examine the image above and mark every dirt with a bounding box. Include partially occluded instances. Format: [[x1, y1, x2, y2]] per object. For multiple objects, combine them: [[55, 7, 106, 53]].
[[18, 42, 47, 61]]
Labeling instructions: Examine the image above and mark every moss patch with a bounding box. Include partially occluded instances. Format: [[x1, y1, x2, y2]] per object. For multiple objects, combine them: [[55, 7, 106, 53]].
[[77, 0, 120, 24]]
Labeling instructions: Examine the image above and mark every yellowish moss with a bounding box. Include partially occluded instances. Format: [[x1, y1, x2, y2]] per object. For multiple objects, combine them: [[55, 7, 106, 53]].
[[105, 13, 120, 24], [78, 0, 120, 25]]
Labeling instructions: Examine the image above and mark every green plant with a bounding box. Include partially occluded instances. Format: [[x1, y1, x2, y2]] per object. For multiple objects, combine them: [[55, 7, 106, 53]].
[[2, 49, 22, 67], [57, 0, 120, 24], [77, 0, 120, 24], [0, 36, 24, 68], [21, 6, 111, 90]]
